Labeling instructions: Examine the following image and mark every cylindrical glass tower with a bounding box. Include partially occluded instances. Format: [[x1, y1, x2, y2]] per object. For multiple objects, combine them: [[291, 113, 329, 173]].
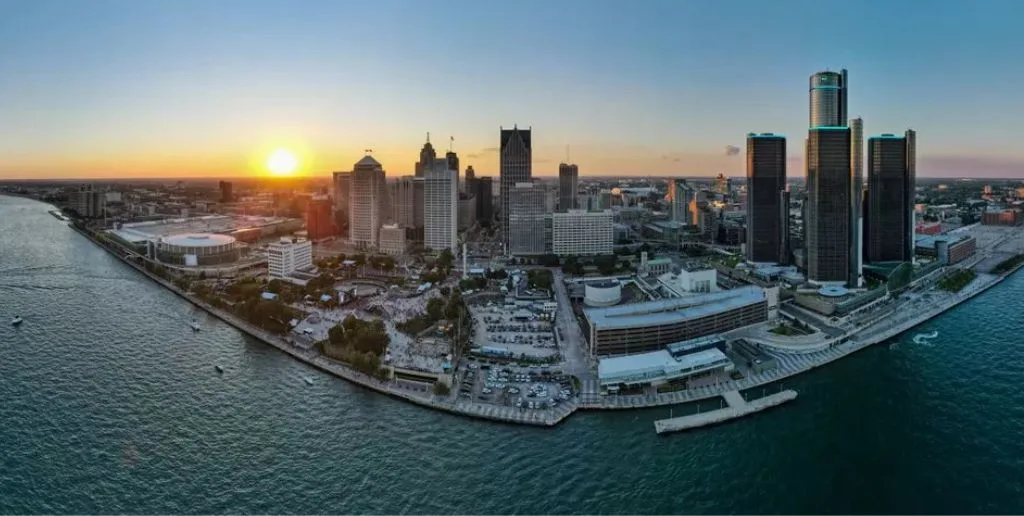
[[809, 70, 847, 128]]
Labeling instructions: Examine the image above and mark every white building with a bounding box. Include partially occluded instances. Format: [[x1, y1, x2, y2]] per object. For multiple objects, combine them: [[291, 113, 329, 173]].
[[552, 209, 613, 256], [424, 158, 457, 254], [349, 155, 386, 250], [508, 181, 548, 255], [656, 267, 717, 297], [267, 237, 312, 278], [378, 223, 407, 256]]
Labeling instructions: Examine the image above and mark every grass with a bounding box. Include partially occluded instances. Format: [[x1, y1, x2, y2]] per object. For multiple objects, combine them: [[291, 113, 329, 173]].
[[937, 269, 977, 293], [768, 322, 811, 336], [991, 254, 1024, 275]]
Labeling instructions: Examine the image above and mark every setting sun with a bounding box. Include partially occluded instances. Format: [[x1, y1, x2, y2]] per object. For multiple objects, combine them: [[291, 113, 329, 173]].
[[266, 148, 298, 176]]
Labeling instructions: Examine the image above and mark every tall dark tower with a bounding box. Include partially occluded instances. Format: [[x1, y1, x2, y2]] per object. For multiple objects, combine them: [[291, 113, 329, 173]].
[[499, 126, 532, 253], [745, 133, 787, 263], [809, 69, 848, 129], [865, 130, 916, 263], [414, 133, 436, 178], [558, 163, 578, 211], [445, 136, 459, 194], [805, 127, 852, 284]]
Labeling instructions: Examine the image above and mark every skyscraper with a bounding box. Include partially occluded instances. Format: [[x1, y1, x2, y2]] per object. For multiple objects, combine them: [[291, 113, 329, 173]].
[[446, 146, 459, 195], [849, 117, 864, 286], [809, 69, 847, 128], [349, 154, 385, 250], [394, 176, 416, 229], [500, 126, 532, 252], [465, 165, 475, 183], [558, 163, 578, 211], [805, 127, 852, 284], [305, 197, 338, 241], [666, 178, 692, 224], [424, 158, 457, 254], [745, 133, 787, 263], [864, 130, 917, 263], [218, 181, 233, 203], [415, 134, 436, 178], [508, 181, 547, 255], [332, 171, 351, 236], [475, 176, 494, 224]]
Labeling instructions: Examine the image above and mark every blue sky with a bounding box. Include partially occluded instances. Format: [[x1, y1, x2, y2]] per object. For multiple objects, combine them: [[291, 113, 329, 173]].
[[0, 0, 1022, 178]]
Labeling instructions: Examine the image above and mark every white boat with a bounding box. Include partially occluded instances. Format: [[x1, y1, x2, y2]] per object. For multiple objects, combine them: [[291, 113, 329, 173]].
[[304, 376, 314, 385], [11, 316, 23, 326], [190, 319, 201, 332]]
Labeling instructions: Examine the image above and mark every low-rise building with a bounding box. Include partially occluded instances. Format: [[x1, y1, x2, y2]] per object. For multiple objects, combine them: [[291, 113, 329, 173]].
[[915, 234, 976, 265], [656, 267, 717, 297], [597, 335, 734, 393]]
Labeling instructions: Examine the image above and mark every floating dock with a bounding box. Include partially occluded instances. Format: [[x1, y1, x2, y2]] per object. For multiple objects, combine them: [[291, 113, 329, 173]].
[[654, 389, 798, 435]]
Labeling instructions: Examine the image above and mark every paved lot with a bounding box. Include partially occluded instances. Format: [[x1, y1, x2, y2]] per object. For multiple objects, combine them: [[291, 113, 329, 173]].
[[453, 359, 576, 411]]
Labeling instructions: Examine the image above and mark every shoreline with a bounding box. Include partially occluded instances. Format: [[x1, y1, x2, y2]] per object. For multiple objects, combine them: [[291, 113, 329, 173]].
[[62, 210, 1021, 427]]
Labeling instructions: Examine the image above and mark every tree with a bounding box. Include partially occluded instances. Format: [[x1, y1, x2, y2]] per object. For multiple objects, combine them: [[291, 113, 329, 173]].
[[538, 254, 560, 267], [438, 248, 455, 270], [595, 255, 617, 276], [426, 297, 445, 321], [198, 270, 207, 280], [439, 286, 451, 296]]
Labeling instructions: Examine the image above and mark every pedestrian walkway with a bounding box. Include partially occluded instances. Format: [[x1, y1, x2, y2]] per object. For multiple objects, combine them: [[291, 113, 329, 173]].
[[654, 390, 798, 434]]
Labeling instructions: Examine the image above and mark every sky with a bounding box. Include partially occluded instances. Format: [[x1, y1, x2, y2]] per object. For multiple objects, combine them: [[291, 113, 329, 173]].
[[1, 0, 1023, 179]]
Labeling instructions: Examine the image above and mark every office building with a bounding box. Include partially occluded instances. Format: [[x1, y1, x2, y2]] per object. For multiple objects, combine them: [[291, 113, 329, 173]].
[[464, 165, 475, 192], [349, 154, 386, 250], [864, 130, 916, 263], [218, 181, 233, 203], [552, 209, 613, 256], [558, 163, 579, 211], [446, 148, 459, 194], [500, 126, 532, 252], [332, 171, 351, 236], [849, 117, 864, 286], [378, 224, 407, 256], [666, 178, 692, 224], [458, 193, 476, 230], [508, 181, 547, 255], [745, 133, 787, 263], [414, 134, 436, 178], [424, 158, 457, 254], [304, 197, 338, 241], [267, 237, 312, 279], [805, 127, 852, 285], [69, 185, 106, 218], [809, 69, 847, 128], [475, 176, 493, 223]]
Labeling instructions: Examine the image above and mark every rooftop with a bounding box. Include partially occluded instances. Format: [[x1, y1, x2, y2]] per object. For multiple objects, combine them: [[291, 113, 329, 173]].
[[598, 348, 731, 383], [584, 286, 765, 330], [162, 233, 236, 248]]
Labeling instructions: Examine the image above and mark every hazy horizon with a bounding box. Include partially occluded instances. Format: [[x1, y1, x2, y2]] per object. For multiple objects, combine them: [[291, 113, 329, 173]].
[[2, 0, 1022, 179]]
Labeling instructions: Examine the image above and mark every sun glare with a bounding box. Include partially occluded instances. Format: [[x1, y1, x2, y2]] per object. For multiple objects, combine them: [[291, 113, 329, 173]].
[[266, 148, 299, 176]]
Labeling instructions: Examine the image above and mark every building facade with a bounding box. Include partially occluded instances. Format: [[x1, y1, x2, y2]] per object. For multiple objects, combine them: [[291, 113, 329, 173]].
[[331, 171, 351, 236], [218, 181, 233, 203], [865, 131, 916, 263], [745, 133, 787, 263], [304, 197, 338, 241], [666, 178, 692, 224], [809, 69, 847, 128], [508, 181, 547, 255], [551, 209, 613, 256], [424, 158, 458, 254], [378, 224, 407, 256], [558, 163, 579, 211], [414, 135, 436, 178], [349, 155, 386, 250], [267, 238, 313, 278], [805, 127, 852, 284], [475, 176, 493, 223], [849, 117, 865, 285], [500, 126, 532, 252]]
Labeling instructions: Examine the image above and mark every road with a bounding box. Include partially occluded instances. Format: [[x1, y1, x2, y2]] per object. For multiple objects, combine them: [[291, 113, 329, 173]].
[[550, 268, 595, 382]]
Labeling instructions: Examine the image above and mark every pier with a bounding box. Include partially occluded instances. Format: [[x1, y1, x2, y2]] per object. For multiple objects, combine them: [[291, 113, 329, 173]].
[[654, 389, 798, 435]]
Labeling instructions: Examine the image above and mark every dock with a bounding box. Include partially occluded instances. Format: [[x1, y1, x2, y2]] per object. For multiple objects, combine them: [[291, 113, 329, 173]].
[[654, 389, 798, 435]]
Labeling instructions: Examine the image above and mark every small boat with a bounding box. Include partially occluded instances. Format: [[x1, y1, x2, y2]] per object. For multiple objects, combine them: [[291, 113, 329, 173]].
[[190, 319, 201, 332], [215, 365, 224, 373], [10, 316, 23, 326], [304, 376, 314, 385]]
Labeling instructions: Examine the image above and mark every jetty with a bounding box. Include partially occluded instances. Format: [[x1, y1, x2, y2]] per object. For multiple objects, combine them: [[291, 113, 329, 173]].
[[654, 389, 798, 435]]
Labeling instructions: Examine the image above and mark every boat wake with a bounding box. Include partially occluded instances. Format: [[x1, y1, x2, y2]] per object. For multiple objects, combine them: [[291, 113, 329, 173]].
[[912, 331, 939, 346]]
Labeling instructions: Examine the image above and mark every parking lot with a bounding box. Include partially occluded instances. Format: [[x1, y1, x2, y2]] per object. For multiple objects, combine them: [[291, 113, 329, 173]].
[[454, 359, 576, 410], [469, 303, 559, 360]]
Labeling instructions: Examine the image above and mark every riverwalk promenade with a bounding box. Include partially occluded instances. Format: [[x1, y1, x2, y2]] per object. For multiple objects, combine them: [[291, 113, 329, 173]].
[[68, 216, 1022, 429]]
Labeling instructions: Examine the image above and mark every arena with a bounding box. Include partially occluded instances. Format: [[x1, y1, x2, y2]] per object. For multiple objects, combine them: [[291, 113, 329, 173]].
[[156, 233, 239, 266], [584, 280, 623, 307]]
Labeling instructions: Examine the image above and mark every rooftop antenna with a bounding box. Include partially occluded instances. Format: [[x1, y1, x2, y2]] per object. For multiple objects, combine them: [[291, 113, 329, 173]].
[[566, 145, 570, 164], [449, 135, 454, 153], [426, 132, 430, 144]]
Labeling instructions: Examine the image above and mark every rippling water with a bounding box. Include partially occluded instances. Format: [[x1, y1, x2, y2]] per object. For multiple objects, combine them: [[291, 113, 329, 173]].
[[1, 195, 1023, 514]]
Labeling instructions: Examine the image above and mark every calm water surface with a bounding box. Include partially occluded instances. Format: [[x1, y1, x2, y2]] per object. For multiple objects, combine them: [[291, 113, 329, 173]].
[[1, 195, 1022, 514]]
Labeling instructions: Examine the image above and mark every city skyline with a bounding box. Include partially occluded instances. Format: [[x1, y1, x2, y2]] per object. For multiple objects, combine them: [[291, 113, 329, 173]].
[[1, 0, 1022, 179]]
